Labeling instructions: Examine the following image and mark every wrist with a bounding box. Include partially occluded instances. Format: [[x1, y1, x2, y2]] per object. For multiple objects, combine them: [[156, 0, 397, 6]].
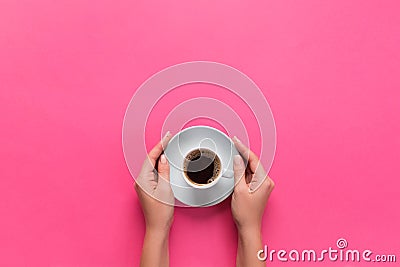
[[237, 224, 262, 240], [145, 226, 170, 245], [146, 223, 172, 236]]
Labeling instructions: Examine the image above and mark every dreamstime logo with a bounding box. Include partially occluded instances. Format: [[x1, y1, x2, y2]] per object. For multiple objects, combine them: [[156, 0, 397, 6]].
[[122, 61, 276, 206], [257, 238, 397, 263]]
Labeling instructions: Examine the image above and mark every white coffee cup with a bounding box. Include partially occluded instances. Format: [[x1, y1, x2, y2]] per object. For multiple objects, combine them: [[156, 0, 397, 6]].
[[164, 125, 239, 206], [182, 147, 234, 189]]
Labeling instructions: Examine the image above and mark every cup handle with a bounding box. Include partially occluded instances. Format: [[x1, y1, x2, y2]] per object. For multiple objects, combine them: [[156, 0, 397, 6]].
[[221, 169, 234, 178]]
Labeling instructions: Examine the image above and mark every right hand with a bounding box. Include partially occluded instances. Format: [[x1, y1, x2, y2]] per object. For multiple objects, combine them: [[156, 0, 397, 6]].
[[231, 136, 275, 232]]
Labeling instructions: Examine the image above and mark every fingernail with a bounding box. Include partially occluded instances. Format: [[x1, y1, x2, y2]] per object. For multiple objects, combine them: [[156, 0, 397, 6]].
[[234, 136, 241, 143], [160, 154, 167, 164], [234, 155, 242, 165], [163, 131, 170, 139]]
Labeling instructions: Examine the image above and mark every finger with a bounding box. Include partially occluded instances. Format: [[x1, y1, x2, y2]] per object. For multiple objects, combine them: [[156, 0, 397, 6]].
[[232, 136, 266, 179], [155, 154, 174, 204], [249, 177, 263, 192], [269, 177, 275, 192], [148, 131, 171, 161], [135, 175, 157, 194], [144, 131, 172, 169], [250, 176, 274, 193], [248, 173, 267, 192], [232, 136, 258, 170], [233, 155, 248, 193], [157, 154, 170, 184], [264, 176, 275, 192]]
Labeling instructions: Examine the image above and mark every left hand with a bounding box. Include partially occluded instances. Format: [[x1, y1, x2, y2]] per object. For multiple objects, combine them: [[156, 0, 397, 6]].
[[135, 132, 174, 232]]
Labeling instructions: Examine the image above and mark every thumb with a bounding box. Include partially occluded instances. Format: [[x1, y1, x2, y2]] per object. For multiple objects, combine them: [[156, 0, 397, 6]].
[[233, 155, 247, 193], [156, 154, 171, 190]]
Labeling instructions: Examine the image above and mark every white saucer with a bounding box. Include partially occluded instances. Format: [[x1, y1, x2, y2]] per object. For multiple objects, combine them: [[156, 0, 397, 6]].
[[164, 126, 239, 207]]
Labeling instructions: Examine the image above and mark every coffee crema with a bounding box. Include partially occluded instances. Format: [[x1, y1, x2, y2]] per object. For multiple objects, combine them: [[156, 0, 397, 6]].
[[183, 148, 221, 185]]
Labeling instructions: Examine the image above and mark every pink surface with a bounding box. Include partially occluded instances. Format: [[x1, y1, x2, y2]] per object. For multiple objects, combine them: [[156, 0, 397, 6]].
[[1, 0, 399, 266]]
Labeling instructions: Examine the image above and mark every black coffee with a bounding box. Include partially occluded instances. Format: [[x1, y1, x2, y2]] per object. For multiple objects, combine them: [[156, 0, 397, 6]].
[[184, 149, 221, 185]]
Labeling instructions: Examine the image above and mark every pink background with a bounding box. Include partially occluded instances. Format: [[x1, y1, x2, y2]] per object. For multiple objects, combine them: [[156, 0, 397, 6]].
[[1, 0, 399, 266]]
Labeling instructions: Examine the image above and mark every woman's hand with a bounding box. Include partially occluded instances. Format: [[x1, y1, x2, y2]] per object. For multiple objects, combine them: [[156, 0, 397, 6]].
[[231, 136, 275, 267], [135, 132, 174, 267], [135, 132, 174, 232], [231, 136, 275, 231]]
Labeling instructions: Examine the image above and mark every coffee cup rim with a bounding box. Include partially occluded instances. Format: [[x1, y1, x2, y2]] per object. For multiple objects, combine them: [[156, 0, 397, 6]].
[[166, 125, 235, 189], [182, 148, 223, 189]]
